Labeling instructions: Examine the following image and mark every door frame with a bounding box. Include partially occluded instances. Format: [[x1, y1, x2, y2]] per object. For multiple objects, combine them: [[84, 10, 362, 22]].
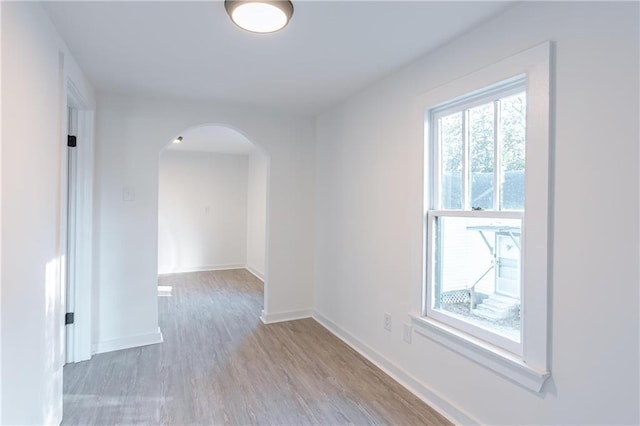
[[64, 78, 95, 363]]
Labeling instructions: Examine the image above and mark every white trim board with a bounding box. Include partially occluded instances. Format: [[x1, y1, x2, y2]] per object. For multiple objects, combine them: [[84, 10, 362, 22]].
[[411, 315, 548, 392], [92, 328, 163, 355], [260, 309, 313, 324], [244, 265, 264, 281], [158, 264, 245, 275], [312, 311, 478, 426]]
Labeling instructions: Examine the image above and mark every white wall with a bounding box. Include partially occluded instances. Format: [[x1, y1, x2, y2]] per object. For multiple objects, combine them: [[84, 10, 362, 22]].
[[246, 152, 268, 279], [1, 2, 95, 424], [0, 1, 4, 420], [315, 2, 639, 425], [94, 93, 315, 348], [158, 151, 248, 274]]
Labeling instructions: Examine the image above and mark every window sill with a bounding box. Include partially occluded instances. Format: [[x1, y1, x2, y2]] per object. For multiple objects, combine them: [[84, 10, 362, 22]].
[[410, 314, 550, 392]]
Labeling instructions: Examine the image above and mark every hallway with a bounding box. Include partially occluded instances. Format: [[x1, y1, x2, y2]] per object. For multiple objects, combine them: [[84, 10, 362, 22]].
[[62, 269, 449, 425]]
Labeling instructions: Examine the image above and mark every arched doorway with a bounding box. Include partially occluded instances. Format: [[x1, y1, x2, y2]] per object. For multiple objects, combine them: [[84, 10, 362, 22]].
[[157, 124, 269, 313]]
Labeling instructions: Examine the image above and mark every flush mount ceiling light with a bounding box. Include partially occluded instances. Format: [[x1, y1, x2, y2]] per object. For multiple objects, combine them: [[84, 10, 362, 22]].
[[225, 1, 294, 34], [173, 136, 183, 144]]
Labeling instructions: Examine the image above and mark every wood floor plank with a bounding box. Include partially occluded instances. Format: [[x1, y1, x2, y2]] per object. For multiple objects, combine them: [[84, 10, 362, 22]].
[[63, 269, 451, 425]]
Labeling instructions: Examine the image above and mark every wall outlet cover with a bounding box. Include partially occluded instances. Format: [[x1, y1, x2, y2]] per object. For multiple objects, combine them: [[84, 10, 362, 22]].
[[384, 313, 392, 332]]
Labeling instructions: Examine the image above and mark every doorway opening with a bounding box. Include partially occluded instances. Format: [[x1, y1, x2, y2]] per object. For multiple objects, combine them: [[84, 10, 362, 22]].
[[157, 124, 269, 313]]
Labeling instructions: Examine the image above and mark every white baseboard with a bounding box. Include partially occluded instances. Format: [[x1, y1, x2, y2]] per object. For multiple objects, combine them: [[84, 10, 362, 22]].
[[92, 327, 163, 355], [312, 311, 478, 426], [261, 309, 313, 324], [158, 264, 245, 275], [244, 265, 264, 281]]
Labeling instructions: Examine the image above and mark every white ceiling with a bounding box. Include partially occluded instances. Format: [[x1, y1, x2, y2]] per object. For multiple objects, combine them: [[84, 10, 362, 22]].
[[44, 1, 514, 116], [165, 125, 255, 154]]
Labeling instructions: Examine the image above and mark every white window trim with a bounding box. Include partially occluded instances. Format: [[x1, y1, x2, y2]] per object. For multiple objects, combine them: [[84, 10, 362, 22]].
[[413, 41, 552, 392]]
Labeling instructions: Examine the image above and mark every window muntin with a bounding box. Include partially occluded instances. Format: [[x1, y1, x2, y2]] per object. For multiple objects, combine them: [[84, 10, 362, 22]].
[[427, 80, 527, 354]]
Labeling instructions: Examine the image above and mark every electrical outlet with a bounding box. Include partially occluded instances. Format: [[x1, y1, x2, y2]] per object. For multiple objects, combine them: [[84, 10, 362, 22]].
[[403, 323, 412, 343], [384, 313, 392, 332]]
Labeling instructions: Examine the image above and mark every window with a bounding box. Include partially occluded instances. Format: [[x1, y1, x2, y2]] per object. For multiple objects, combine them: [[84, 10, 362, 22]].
[[412, 42, 552, 392], [427, 81, 526, 355]]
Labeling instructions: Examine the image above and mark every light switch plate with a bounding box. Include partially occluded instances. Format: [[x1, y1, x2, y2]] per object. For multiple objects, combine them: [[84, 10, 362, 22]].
[[403, 323, 412, 343], [123, 186, 135, 202]]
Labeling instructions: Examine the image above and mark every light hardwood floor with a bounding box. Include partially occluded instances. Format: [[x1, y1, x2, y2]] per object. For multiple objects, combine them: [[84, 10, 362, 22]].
[[63, 269, 450, 425]]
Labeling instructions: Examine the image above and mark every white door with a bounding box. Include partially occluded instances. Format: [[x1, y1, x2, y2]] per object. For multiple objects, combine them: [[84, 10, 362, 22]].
[[494, 232, 521, 299], [65, 107, 78, 364]]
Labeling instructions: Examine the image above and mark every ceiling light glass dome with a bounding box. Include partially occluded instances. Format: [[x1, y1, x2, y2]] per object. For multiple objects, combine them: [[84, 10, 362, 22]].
[[225, 1, 294, 33]]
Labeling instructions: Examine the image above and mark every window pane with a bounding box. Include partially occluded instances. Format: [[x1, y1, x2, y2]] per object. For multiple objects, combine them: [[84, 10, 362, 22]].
[[439, 113, 462, 209], [433, 215, 521, 342], [469, 103, 495, 210], [500, 92, 526, 210]]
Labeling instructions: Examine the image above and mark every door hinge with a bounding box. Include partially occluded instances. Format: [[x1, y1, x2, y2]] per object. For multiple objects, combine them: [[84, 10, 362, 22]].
[[67, 135, 77, 148], [65, 312, 75, 325]]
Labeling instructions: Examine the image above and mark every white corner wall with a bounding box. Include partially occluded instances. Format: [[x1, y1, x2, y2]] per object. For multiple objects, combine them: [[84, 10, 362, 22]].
[[94, 93, 315, 348], [0, 2, 3, 420], [158, 151, 249, 274], [315, 2, 639, 425], [0, 2, 4, 420], [1, 2, 95, 424], [246, 152, 267, 280]]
